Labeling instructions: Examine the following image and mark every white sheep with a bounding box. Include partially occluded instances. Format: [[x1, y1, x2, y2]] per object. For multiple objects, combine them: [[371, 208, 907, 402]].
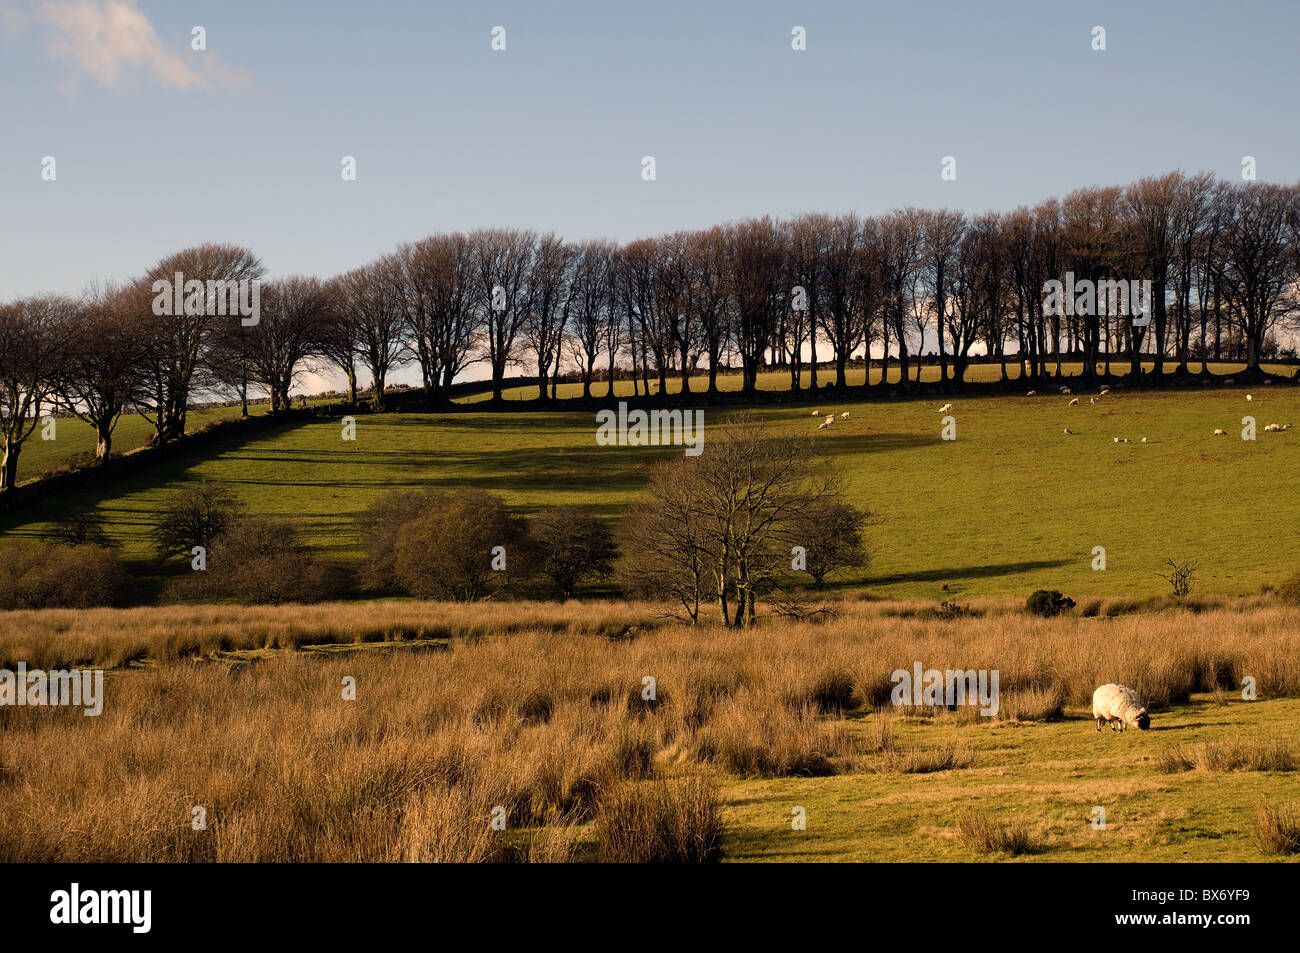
[[1090, 397, 1099, 404], [1246, 394, 1253, 401], [1099, 387, 1110, 395], [938, 403, 952, 413], [1113, 437, 1120, 443], [817, 421, 829, 431], [840, 411, 850, 419], [1069, 398, 1079, 406], [1061, 386, 1072, 395], [1092, 684, 1150, 732], [1140, 437, 1147, 443], [1213, 428, 1227, 436], [1063, 428, 1073, 435], [1026, 390, 1037, 396], [811, 409, 821, 417], [824, 414, 835, 426]]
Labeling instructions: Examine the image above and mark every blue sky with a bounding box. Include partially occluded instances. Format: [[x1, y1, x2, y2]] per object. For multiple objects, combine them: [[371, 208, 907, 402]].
[[3, 0, 1299, 298]]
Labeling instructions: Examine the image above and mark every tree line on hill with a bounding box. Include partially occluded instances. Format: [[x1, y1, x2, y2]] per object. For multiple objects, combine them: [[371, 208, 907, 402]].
[[3, 171, 1299, 491]]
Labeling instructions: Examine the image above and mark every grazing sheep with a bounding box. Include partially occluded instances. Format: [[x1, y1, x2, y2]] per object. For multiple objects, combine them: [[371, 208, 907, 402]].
[[1099, 386, 1110, 395], [1140, 437, 1147, 443], [1285, 424, 1294, 430], [1246, 394, 1253, 402], [938, 403, 953, 413], [1113, 437, 1120, 443], [1214, 428, 1227, 436], [824, 415, 835, 426], [811, 409, 821, 416], [1090, 397, 1099, 404], [1026, 390, 1037, 396], [1122, 438, 1131, 443], [840, 411, 850, 419], [1092, 684, 1150, 732], [1265, 423, 1280, 432], [1061, 386, 1072, 395], [817, 421, 829, 431], [1068, 398, 1079, 406], [1063, 428, 1073, 435]]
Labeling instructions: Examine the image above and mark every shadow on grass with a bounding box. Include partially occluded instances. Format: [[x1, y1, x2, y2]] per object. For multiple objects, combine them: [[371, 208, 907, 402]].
[[868, 559, 1070, 585]]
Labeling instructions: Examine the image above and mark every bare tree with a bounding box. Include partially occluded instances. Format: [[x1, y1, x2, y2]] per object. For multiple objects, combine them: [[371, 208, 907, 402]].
[[474, 228, 537, 403], [57, 283, 147, 462], [0, 295, 77, 491], [340, 261, 405, 409], [242, 276, 332, 412]]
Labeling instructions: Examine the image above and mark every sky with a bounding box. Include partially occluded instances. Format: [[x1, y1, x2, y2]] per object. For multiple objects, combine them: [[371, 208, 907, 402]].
[[2, 0, 1299, 301]]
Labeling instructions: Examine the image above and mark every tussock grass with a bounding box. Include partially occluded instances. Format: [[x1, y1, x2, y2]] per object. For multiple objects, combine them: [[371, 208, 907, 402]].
[[596, 777, 722, 863], [1254, 800, 1300, 855], [3, 597, 1300, 861], [1158, 740, 1297, 773], [955, 810, 1040, 856]]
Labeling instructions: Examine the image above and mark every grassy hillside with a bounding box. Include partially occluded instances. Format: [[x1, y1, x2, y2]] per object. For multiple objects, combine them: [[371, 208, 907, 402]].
[[5, 374, 1298, 601]]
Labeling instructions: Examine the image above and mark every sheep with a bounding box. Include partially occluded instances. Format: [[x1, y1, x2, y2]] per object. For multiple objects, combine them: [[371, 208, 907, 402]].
[[938, 403, 953, 413], [1122, 438, 1131, 443], [1113, 437, 1120, 443], [817, 421, 829, 431], [1140, 437, 1147, 443], [1092, 684, 1150, 732], [1090, 397, 1099, 404], [1265, 423, 1280, 432], [1060, 386, 1072, 395], [1099, 386, 1110, 395], [1213, 428, 1227, 436], [1026, 390, 1037, 396], [1063, 428, 1073, 435], [1246, 394, 1253, 402], [1068, 398, 1079, 406], [840, 411, 850, 419], [824, 415, 835, 426], [811, 409, 821, 417]]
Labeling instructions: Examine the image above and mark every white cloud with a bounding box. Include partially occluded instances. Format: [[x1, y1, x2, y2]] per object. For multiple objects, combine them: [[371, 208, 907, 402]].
[[33, 0, 251, 93]]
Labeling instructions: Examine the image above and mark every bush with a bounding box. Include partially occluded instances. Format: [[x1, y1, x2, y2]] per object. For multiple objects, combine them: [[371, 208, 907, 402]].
[[45, 509, 113, 548], [1025, 589, 1075, 618], [152, 481, 243, 558], [0, 541, 129, 609], [1278, 572, 1300, 607], [165, 516, 342, 605], [391, 490, 530, 601], [529, 506, 617, 599], [355, 489, 437, 593]]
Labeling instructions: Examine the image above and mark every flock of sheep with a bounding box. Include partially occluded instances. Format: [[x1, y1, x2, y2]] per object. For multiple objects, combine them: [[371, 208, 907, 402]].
[[805, 382, 1292, 440]]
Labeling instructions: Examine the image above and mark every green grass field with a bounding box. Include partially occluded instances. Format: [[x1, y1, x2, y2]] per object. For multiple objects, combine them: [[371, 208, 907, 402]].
[[3, 365, 1298, 600], [723, 695, 1300, 862]]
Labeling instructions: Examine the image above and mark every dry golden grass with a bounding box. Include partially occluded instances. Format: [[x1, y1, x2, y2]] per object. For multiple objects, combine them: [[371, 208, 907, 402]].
[[1157, 740, 1297, 773], [2, 596, 1300, 861], [954, 810, 1040, 856], [1254, 799, 1300, 855]]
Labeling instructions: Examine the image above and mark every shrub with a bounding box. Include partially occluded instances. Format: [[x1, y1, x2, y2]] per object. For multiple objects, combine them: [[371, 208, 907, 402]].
[[45, 509, 113, 548], [152, 481, 242, 558], [355, 489, 437, 593], [529, 506, 617, 599], [1026, 589, 1075, 618], [166, 516, 341, 605], [392, 491, 530, 601], [1278, 572, 1300, 607], [596, 777, 722, 863], [0, 541, 128, 609]]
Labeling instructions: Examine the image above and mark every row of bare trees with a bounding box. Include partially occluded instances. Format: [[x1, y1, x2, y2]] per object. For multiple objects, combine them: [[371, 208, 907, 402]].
[[4, 173, 1300, 491]]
